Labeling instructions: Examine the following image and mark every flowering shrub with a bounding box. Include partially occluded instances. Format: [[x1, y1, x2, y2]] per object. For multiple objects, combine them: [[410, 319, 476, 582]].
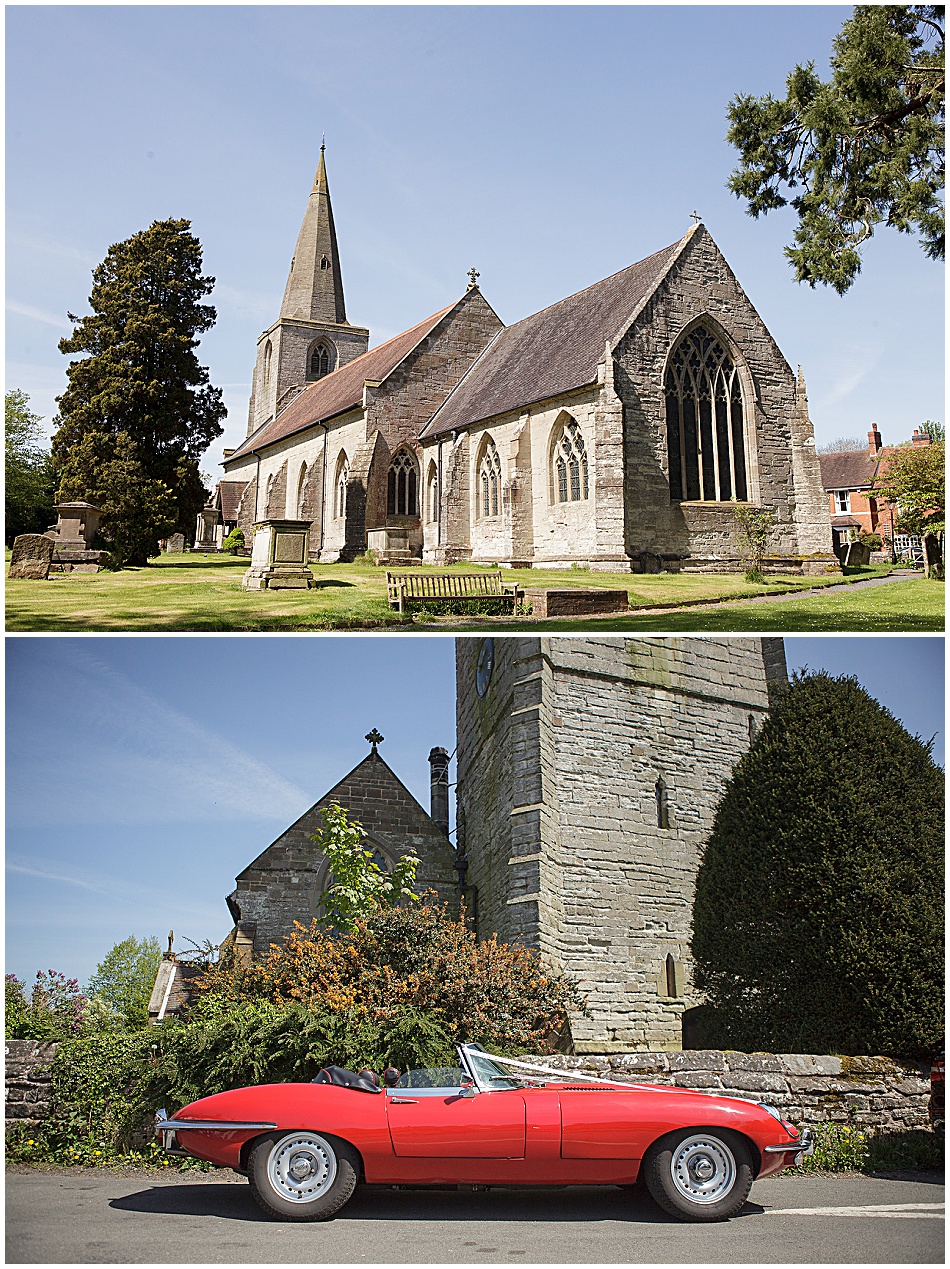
[[5, 970, 111, 1041]]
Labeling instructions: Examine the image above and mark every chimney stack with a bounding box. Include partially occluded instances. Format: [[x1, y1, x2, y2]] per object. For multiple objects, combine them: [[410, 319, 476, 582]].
[[428, 747, 450, 837], [868, 424, 882, 456], [911, 429, 931, 447]]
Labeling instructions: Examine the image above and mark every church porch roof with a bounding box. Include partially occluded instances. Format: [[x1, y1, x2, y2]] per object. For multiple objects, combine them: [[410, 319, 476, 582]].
[[216, 480, 249, 521]]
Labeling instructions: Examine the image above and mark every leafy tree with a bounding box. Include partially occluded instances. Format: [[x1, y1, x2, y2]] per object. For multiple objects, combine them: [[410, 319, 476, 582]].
[[86, 936, 162, 1029], [816, 435, 865, 453], [195, 900, 586, 1058], [921, 418, 945, 442], [5, 390, 55, 543], [56, 430, 178, 567], [4, 970, 104, 1042], [312, 802, 421, 932], [726, 6, 945, 293], [873, 437, 944, 575], [733, 503, 776, 581], [692, 671, 944, 1057], [52, 218, 226, 563]]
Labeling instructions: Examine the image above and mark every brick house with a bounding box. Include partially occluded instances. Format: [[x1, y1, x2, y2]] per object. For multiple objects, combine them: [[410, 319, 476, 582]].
[[210, 148, 834, 574], [819, 425, 932, 557]]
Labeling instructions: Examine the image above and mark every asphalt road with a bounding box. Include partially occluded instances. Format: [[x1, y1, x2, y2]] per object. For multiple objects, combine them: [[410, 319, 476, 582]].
[[5, 1167, 944, 1264]]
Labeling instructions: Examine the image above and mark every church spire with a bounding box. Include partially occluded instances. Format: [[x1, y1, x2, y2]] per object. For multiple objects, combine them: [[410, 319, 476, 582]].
[[280, 143, 348, 324]]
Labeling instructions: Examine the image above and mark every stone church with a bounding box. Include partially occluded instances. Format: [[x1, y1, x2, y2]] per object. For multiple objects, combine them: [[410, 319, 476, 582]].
[[202, 150, 833, 572], [206, 636, 786, 1053]]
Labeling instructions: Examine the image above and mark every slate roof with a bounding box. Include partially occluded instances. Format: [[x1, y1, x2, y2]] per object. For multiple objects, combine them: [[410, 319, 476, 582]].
[[818, 451, 879, 492], [226, 303, 457, 461], [217, 480, 249, 521], [420, 241, 683, 437]]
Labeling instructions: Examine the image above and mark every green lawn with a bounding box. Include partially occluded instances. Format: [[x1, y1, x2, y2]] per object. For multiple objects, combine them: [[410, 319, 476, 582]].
[[5, 552, 940, 633]]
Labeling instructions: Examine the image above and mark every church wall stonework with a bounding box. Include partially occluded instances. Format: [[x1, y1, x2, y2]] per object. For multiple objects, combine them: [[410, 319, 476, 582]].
[[456, 637, 779, 1052]]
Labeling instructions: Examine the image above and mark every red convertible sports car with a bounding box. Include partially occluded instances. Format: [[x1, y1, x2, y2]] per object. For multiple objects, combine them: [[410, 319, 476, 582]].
[[156, 1043, 813, 1223]]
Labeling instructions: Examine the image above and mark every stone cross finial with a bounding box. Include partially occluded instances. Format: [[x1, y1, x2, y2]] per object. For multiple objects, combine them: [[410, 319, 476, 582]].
[[167, 930, 174, 957], [366, 728, 384, 752], [690, 210, 702, 224], [467, 267, 480, 290]]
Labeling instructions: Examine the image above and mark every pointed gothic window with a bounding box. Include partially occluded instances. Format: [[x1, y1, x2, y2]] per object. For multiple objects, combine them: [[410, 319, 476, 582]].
[[335, 452, 349, 520], [665, 324, 748, 502], [387, 448, 418, 517], [478, 437, 502, 518], [262, 340, 273, 390], [309, 343, 332, 380], [294, 462, 308, 519], [551, 417, 589, 503], [665, 953, 680, 998], [321, 255, 331, 271]]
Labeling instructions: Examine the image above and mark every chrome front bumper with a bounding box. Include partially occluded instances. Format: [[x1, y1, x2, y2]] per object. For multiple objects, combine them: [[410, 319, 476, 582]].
[[155, 1109, 277, 1156], [764, 1126, 815, 1160]]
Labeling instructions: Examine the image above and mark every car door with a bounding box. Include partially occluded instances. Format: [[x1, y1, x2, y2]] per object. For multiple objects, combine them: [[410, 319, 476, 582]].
[[386, 1087, 527, 1158], [559, 1087, 648, 1159]]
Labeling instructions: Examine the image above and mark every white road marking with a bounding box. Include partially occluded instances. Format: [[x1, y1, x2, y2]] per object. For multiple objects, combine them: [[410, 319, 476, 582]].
[[764, 1202, 944, 1219]]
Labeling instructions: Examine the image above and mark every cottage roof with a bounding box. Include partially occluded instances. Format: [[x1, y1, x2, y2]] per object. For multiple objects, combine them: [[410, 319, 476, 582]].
[[819, 451, 880, 492], [419, 240, 683, 437], [226, 302, 457, 461]]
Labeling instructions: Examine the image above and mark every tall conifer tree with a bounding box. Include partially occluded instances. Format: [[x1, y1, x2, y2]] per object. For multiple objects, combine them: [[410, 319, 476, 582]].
[[53, 218, 225, 563], [692, 671, 944, 1057]]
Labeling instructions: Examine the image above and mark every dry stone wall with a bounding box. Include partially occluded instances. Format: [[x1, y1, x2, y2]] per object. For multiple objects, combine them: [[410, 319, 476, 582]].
[[5, 1040, 58, 1128], [520, 1051, 931, 1133]]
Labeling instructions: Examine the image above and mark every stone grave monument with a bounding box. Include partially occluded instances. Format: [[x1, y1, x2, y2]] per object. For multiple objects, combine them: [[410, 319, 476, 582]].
[[164, 532, 186, 554], [45, 502, 110, 573], [242, 519, 315, 590], [8, 534, 55, 580]]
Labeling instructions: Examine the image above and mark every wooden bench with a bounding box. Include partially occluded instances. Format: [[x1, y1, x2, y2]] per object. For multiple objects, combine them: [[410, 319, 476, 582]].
[[386, 571, 523, 615]]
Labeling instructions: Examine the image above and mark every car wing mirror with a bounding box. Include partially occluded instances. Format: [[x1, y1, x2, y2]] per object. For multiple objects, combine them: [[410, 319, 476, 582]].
[[460, 1081, 478, 1098]]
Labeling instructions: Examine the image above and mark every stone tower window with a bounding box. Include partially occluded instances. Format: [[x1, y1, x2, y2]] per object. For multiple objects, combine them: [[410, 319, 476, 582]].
[[262, 340, 273, 389], [655, 777, 670, 829], [309, 342, 332, 379], [335, 451, 349, 520], [665, 953, 680, 998], [321, 255, 331, 271], [665, 323, 748, 502], [388, 448, 418, 517], [478, 436, 502, 518], [552, 417, 589, 503]]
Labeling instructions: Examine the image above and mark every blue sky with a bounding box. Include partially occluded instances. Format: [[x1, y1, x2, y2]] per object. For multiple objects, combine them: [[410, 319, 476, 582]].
[[5, 635, 943, 987], [7, 4, 944, 485]]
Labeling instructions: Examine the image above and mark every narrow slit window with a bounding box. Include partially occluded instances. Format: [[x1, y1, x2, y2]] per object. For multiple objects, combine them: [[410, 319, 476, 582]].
[[655, 777, 670, 829]]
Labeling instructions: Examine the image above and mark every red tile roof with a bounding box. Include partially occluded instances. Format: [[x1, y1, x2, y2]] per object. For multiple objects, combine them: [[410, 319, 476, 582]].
[[217, 481, 249, 521], [420, 242, 682, 437], [226, 303, 457, 461], [819, 451, 879, 492]]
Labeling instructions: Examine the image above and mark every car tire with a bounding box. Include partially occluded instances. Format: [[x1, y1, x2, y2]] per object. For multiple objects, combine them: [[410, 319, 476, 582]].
[[247, 1130, 359, 1222], [641, 1127, 753, 1222]]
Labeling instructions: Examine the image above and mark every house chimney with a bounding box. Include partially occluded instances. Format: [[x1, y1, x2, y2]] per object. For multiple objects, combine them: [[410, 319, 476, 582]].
[[868, 424, 882, 456], [428, 747, 450, 837], [911, 429, 931, 447]]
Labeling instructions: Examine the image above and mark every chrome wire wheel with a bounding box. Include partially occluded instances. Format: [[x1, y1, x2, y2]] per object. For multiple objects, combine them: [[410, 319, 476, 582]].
[[266, 1132, 337, 1204], [669, 1133, 736, 1205]]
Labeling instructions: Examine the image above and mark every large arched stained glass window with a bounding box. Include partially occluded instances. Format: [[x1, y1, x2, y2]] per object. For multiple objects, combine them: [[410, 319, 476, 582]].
[[665, 325, 748, 502], [478, 437, 502, 518], [387, 448, 418, 517]]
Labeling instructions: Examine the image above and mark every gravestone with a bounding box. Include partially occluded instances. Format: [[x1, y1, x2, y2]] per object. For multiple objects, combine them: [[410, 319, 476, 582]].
[[8, 534, 54, 580], [843, 540, 871, 567], [242, 520, 315, 590], [165, 533, 186, 554], [46, 501, 109, 573]]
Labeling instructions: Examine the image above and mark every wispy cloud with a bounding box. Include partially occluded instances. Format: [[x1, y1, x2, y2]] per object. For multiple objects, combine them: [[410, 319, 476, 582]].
[[7, 647, 310, 827], [7, 862, 111, 895], [6, 300, 73, 331]]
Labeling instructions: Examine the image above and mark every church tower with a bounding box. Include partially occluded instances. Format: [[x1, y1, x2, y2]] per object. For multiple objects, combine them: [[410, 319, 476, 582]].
[[455, 637, 786, 1053], [246, 145, 370, 437]]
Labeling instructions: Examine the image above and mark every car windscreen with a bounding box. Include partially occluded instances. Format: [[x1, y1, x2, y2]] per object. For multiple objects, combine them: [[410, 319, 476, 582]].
[[464, 1049, 524, 1090]]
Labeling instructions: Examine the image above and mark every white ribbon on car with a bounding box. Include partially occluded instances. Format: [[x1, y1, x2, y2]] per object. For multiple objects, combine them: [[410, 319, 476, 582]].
[[463, 1048, 642, 1089]]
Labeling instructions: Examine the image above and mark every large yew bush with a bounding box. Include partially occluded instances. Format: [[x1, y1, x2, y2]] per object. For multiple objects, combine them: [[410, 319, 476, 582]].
[[692, 671, 944, 1057]]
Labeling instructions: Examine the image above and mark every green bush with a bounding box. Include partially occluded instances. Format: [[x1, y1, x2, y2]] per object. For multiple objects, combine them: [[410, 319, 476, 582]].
[[791, 1123, 944, 1174], [221, 527, 244, 554], [692, 670, 944, 1057], [858, 532, 883, 551], [5, 971, 118, 1042]]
